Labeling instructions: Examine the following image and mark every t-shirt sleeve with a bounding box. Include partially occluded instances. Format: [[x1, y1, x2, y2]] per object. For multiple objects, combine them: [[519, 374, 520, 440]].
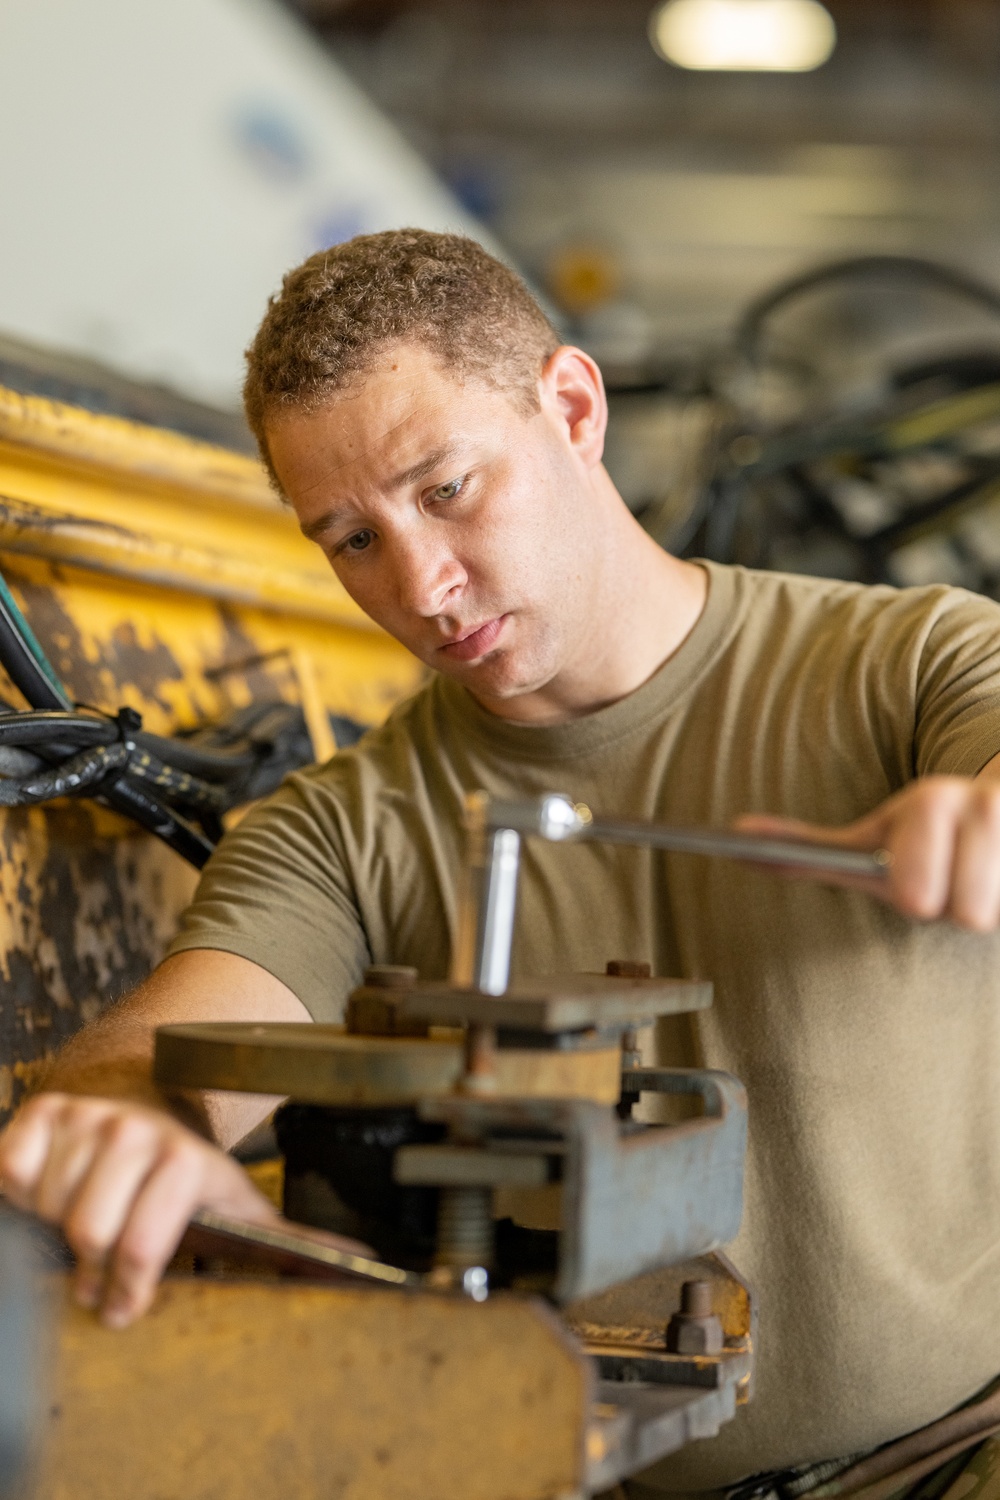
[[165, 774, 370, 1022], [914, 588, 1000, 777]]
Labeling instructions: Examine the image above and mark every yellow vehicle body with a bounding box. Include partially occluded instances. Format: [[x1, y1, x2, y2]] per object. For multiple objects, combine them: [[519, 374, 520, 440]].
[[0, 383, 423, 1120]]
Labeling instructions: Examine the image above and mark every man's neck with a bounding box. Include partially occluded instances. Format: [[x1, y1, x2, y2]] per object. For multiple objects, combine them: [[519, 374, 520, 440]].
[[472, 488, 709, 726]]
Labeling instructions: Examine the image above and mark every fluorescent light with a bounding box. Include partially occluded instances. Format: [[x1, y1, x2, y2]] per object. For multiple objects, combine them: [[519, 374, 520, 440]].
[[650, 0, 836, 72]]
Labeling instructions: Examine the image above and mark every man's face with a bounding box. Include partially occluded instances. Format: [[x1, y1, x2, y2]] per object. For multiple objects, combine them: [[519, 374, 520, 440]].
[[266, 341, 607, 714]]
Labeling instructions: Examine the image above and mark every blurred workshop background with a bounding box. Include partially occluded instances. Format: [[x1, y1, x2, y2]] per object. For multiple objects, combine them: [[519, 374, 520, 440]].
[[5, 0, 1000, 593]]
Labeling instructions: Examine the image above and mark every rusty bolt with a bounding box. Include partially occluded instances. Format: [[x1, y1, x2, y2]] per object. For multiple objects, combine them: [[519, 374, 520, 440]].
[[666, 1279, 724, 1355], [346, 966, 425, 1036], [605, 960, 652, 978], [460, 1023, 498, 1094]]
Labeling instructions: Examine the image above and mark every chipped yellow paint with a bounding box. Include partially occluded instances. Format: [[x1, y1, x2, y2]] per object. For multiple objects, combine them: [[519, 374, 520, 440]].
[[0, 386, 423, 1120], [0, 383, 423, 729], [0, 551, 421, 734], [0, 384, 275, 504], [0, 1055, 54, 1111], [0, 383, 394, 629]]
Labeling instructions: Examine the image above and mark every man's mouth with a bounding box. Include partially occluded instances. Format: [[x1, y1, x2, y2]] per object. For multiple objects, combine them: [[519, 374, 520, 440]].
[[438, 615, 508, 662]]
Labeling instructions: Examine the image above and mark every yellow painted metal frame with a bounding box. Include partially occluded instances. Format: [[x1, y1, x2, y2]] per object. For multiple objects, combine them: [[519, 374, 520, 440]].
[[0, 385, 422, 1118], [0, 384, 422, 730], [34, 1275, 591, 1500]]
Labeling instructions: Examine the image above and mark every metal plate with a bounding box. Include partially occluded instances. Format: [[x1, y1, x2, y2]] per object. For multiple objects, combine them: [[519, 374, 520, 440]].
[[402, 976, 712, 1032], [155, 1023, 627, 1105], [587, 1378, 741, 1492], [155, 1023, 463, 1105]]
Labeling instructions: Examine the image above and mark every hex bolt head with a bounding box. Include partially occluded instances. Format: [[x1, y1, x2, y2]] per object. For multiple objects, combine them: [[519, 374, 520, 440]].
[[666, 1279, 724, 1355], [363, 965, 418, 989], [346, 966, 425, 1036]]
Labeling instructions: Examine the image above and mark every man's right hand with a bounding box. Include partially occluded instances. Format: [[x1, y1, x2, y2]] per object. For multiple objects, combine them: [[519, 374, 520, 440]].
[[0, 1093, 280, 1328]]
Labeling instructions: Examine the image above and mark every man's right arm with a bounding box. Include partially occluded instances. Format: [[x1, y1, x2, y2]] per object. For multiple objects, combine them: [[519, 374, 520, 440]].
[[0, 948, 313, 1327]]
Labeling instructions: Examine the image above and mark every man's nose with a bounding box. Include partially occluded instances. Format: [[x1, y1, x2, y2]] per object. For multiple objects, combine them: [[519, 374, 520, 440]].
[[394, 536, 465, 616]]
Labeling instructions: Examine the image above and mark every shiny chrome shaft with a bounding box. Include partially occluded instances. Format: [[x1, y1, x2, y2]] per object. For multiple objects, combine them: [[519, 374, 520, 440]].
[[452, 791, 889, 998], [450, 793, 522, 994], [580, 810, 890, 879]]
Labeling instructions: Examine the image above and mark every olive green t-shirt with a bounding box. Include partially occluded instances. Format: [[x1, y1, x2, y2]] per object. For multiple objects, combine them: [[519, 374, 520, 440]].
[[169, 562, 1000, 1489]]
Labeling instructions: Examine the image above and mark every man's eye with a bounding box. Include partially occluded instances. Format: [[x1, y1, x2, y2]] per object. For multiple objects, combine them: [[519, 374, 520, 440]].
[[434, 477, 464, 501], [342, 529, 375, 554]]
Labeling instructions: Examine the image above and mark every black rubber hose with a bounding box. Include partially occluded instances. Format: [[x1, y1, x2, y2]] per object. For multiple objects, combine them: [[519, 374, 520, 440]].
[[124, 748, 229, 814], [0, 743, 130, 806], [133, 732, 256, 780], [0, 570, 361, 864], [0, 709, 225, 813], [0, 742, 216, 865], [96, 777, 215, 868], [0, 712, 108, 748], [0, 579, 218, 864], [0, 712, 258, 779]]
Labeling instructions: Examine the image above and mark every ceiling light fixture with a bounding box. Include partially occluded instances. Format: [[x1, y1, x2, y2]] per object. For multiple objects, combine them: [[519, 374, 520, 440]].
[[649, 0, 837, 72]]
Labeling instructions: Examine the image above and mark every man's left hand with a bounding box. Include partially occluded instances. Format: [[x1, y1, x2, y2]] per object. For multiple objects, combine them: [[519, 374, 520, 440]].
[[736, 762, 1000, 932]]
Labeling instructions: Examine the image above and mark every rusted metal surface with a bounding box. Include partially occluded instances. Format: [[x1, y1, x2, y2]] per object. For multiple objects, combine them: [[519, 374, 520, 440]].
[[566, 1250, 755, 1419], [0, 331, 255, 453], [400, 976, 714, 1032], [421, 1072, 748, 1304], [345, 964, 429, 1037], [0, 386, 366, 622], [155, 1021, 626, 1105], [587, 1376, 744, 1493], [32, 1275, 591, 1500], [156, 1025, 467, 1105], [0, 547, 414, 731], [0, 804, 197, 1117], [574, 1253, 755, 1491], [566, 1253, 753, 1354], [0, 383, 423, 1124]]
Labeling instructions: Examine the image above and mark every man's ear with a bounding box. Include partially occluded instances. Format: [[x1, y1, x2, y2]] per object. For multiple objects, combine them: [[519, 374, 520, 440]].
[[538, 346, 608, 468]]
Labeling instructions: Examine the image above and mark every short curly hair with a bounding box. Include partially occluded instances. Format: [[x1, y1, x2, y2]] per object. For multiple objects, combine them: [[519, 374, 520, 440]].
[[244, 228, 561, 489]]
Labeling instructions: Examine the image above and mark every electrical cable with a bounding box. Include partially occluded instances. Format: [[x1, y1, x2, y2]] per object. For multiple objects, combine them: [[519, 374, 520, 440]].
[[0, 742, 130, 807], [93, 776, 217, 868], [0, 567, 364, 868], [0, 710, 258, 779], [0, 574, 72, 712]]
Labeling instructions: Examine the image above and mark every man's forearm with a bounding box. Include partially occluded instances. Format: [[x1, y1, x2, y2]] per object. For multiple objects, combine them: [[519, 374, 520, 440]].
[[28, 948, 312, 1151], [40, 1008, 212, 1137]]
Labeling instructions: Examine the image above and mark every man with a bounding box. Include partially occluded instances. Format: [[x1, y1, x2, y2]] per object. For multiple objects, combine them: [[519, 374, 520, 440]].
[[4, 230, 1000, 1495]]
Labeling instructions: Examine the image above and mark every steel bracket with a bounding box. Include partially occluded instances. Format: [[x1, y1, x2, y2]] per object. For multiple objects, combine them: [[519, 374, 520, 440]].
[[422, 1065, 747, 1302]]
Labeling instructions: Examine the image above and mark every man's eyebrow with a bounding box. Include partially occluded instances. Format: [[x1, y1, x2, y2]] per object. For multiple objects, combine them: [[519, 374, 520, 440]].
[[301, 508, 350, 543], [300, 446, 462, 542], [388, 446, 459, 490]]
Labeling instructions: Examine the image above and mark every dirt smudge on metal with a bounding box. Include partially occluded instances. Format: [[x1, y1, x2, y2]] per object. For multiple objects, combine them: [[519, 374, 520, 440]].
[[4, 564, 184, 713], [0, 803, 197, 1123], [102, 621, 184, 713]]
